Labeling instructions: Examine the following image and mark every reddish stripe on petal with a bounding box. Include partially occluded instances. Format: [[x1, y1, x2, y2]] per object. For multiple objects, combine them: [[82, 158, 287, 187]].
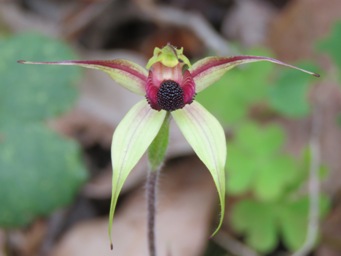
[[190, 55, 320, 78], [189, 55, 320, 93], [182, 70, 196, 105], [59, 60, 147, 82], [190, 56, 244, 78], [19, 59, 148, 95], [145, 71, 161, 110]]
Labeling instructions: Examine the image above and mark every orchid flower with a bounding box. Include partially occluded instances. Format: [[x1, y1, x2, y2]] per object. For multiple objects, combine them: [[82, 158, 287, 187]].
[[18, 44, 319, 248]]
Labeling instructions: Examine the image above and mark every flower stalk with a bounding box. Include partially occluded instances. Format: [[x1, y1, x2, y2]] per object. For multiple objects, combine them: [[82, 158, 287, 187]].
[[146, 114, 170, 256], [146, 169, 158, 256]]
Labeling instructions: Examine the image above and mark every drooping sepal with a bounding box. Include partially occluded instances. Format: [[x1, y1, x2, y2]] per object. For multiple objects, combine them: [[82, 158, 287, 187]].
[[189, 56, 320, 92], [171, 101, 226, 236], [18, 59, 148, 95], [109, 100, 167, 248]]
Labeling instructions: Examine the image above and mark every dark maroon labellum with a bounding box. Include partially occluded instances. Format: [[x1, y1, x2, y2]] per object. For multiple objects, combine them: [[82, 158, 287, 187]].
[[157, 80, 185, 111]]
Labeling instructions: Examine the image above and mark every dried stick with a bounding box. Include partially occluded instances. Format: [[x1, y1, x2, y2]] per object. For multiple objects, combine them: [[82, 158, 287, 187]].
[[291, 92, 323, 256], [213, 231, 259, 256], [136, 3, 236, 56]]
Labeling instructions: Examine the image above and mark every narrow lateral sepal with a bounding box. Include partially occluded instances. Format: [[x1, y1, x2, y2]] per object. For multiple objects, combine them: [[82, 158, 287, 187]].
[[171, 101, 226, 236], [109, 100, 167, 248], [18, 59, 148, 95], [189, 55, 320, 92]]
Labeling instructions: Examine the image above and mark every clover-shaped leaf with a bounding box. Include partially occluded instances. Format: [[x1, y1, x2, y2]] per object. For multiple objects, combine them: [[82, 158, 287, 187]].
[[268, 63, 319, 118], [231, 196, 330, 253], [227, 123, 300, 200], [231, 200, 277, 253]]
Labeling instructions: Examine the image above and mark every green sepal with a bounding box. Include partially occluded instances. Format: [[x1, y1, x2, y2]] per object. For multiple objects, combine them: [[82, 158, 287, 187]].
[[148, 113, 171, 171], [108, 100, 166, 248], [19, 59, 147, 96], [171, 101, 226, 237], [190, 55, 319, 93]]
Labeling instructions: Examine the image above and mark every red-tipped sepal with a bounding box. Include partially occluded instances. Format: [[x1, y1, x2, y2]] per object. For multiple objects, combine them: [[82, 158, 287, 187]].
[[18, 59, 148, 95], [189, 55, 320, 92]]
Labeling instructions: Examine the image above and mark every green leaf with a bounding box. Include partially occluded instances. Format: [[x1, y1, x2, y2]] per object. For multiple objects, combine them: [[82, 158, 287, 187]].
[[0, 33, 86, 228], [231, 200, 278, 252], [226, 144, 255, 194], [268, 63, 319, 117], [236, 123, 285, 156], [231, 196, 330, 253], [285, 148, 327, 194], [172, 101, 226, 236], [109, 100, 166, 246], [0, 33, 81, 123], [278, 198, 309, 250], [0, 123, 87, 227], [196, 59, 272, 124], [226, 122, 300, 200], [254, 155, 297, 201], [278, 195, 330, 251]]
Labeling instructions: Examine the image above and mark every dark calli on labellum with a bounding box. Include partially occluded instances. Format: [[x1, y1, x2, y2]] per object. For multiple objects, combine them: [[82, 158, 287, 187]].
[[145, 55, 196, 111], [157, 80, 184, 111]]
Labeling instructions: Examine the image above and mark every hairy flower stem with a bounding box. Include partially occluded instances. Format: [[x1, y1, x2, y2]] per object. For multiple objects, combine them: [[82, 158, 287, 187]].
[[147, 168, 159, 256], [147, 114, 170, 256]]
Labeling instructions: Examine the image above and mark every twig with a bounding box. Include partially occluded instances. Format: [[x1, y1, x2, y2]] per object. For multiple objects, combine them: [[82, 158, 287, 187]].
[[213, 231, 259, 256], [291, 90, 323, 256], [136, 3, 236, 56], [62, 0, 116, 38]]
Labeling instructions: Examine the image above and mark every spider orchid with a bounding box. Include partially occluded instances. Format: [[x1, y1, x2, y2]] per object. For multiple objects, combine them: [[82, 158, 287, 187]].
[[18, 44, 319, 248]]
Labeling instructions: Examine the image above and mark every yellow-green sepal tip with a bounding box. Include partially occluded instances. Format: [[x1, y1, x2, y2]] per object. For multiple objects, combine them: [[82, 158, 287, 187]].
[[146, 44, 191, 69]]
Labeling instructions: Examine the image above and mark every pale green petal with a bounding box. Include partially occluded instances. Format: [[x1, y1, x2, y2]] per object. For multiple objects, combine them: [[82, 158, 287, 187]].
[[109, 100, 167, 247], [18, 59, 148, 95], [189, 56, 320, 92], [172, 101, 226, 236]]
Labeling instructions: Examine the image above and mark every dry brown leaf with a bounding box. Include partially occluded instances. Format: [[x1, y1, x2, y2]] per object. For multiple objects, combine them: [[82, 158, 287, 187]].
[[268, 0, 341, 62]]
